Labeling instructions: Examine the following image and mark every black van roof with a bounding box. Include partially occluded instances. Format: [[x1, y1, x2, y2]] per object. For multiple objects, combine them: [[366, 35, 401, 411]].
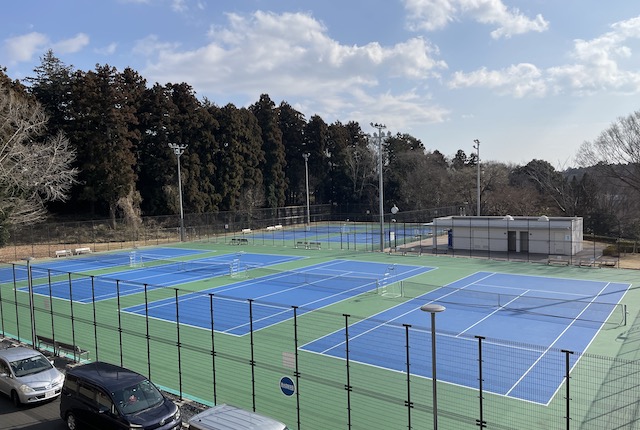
[[67, 362, 146, 391]]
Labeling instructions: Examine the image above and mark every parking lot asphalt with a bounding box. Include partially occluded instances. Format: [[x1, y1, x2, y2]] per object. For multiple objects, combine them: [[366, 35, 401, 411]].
[[0, 394, 66, 430]]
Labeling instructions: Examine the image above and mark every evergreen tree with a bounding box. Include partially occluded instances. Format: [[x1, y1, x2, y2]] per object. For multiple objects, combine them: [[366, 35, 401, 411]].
[[249, 94, 286, 208]]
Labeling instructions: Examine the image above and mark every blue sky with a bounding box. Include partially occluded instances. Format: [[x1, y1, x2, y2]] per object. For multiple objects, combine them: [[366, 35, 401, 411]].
[[2, 0, 640, 167]]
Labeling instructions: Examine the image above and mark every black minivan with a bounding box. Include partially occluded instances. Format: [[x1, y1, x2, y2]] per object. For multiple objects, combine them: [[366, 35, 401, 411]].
[[59, 361, 182, 430]]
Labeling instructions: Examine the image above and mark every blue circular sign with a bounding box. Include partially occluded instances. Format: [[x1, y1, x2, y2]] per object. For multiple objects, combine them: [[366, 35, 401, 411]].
[[279, 376, 295, 396]]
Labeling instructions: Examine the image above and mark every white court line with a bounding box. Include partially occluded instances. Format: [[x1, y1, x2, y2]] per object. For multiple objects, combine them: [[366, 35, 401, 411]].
[[505, 282, 612, 397]]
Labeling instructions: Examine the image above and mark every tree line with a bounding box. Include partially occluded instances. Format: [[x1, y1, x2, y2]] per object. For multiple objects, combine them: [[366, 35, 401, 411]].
[[1, 50, 639, 244]]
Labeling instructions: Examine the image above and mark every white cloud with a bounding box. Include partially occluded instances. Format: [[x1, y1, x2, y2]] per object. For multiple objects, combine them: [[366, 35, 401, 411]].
[[449, 15, 640, 97], [404, 0, 548, 39], [3, 32, 89, 65], [96, 42, 118, 56], [448, 63, 547, 97], [3, 32, 49, 64], [140, 11, 449, 124], [52, 33, 90, 54]]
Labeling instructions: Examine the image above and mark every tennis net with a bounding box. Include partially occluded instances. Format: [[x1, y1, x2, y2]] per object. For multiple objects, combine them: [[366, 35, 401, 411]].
[[244, 266, 383, 296], [132, 254, 239, 277], [402, 282, 627, 327]]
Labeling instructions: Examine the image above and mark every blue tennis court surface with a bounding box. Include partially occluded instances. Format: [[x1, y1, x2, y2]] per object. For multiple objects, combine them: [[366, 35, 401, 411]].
[[122, 260, 433, 335], [27, 252, 303, 303], [2, 247, 207, 283], [301, 271, 631, 404]]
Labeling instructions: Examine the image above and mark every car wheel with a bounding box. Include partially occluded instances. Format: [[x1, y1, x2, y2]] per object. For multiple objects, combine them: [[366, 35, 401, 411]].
[[10, 391, 21, 407], [66, 412, 79, 430]]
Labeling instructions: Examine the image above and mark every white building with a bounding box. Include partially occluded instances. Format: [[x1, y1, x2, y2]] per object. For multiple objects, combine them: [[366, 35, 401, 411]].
[[432, 215, 583, 256]]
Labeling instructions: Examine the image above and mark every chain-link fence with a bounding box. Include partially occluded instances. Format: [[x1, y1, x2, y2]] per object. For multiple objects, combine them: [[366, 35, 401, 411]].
[[1, 263, 637, 430]]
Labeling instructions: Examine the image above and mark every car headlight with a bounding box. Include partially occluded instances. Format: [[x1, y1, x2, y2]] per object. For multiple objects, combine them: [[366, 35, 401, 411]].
[[19, 384, 35, 394], [175, 408, 181, 420], [54, 374, 65, 385]]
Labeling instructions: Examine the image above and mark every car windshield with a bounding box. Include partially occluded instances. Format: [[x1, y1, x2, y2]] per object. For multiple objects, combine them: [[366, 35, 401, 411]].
[[10, 355, 53, 377], [116, 379, 164, 415]]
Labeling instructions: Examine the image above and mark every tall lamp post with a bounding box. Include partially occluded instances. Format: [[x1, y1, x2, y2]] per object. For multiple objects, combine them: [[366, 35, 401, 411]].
[[168, 143, 188, 242], [420, 303, 446, 430], [473, 139, 481, 216], [303, 152, 311, 230], [371, 122, 387, 252]]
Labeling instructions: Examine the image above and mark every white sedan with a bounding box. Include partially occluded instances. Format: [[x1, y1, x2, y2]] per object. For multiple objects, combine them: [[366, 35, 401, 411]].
[[0, 346, 65, 406]]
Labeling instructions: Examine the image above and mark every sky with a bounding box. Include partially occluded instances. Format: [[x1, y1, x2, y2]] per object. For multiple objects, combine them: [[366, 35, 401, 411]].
[[2, 1, 640, 167]]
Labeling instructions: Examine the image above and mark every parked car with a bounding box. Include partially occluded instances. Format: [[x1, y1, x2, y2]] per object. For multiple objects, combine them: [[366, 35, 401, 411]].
[[59, 361, 182, 430], [0, 346, 65, 406], [187, 404, 289, 430]]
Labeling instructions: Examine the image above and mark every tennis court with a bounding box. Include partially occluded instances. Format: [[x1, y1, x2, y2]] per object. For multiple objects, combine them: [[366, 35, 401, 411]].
[[25, 249, 304, 303], [122, 260, 432, 335], [2, 242, 638, 429], [302, 271, 630, 404]]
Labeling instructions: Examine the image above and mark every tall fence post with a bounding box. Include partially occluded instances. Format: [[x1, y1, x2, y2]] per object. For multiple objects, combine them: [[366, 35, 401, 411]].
[[47, 270, 56, 349], [91, 276, 99, 361], [248, 299, 256, 412], [175, 288, 183, 399], [404, 324, 413, 429], [209, 293, 217, 405], [116, 280, 124, 367], [476, 336, 486, 428], [344, 314, 352, 430], [562, 349, 574, 430], [144, 284, 151, 378], [293, 306, 301, 430], [68, 273, 78, 362], [12, 265, 21, 341]]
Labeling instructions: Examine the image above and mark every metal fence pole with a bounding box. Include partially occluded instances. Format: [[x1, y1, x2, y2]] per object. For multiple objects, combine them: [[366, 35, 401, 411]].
[[48, 270, 55, 347], [249, 299, 256, 412], [562, 349, 574, 430], [144, 284, 151, 378], [68, 273, 78, 362], [476, 336, 486, 428], [174, 289, 183, 399], [293, 306, 301, 430], [209, 293, 217, 405], [344, 314, 352, 430], [404, 324, 414, 429], [116, 280, 124, 367], [91, 276, 99, 361]]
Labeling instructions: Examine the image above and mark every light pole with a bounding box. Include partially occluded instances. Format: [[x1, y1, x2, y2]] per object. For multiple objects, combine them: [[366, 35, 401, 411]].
[[168, 143, 188, 242], [473, 139, 481, 216], [420, 303, 446, 430], [303, 152, 311, 230], [371, 122, 387, 252]]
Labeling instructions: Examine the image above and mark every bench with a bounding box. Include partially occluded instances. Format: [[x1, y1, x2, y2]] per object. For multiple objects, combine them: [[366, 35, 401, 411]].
[[75, 247, 92, 255], [599, 259, 617, 268], [308, 241, 321, 250], [230, 238, 249, 245], [36, 335, 56, 352], [266, 226, 275, 231], [548, 255, 570, 266], [295, 241, 321, 250], [55, 249, 72, 258], [55, 341, 90, 361], [579, 258, 596, 267], [241, 228, 252, 234], [274, 225, 283, 230], [36, 336, 89, 361]]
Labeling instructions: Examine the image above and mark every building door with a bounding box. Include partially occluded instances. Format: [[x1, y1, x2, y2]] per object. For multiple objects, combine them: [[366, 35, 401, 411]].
[[520, 231, 529, 253], [507, 231, 517, 252]]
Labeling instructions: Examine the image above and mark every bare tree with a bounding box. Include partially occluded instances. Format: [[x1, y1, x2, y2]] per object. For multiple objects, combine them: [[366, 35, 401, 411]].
[[0, 79, 78, 227], [577, 110, 640, 193]]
